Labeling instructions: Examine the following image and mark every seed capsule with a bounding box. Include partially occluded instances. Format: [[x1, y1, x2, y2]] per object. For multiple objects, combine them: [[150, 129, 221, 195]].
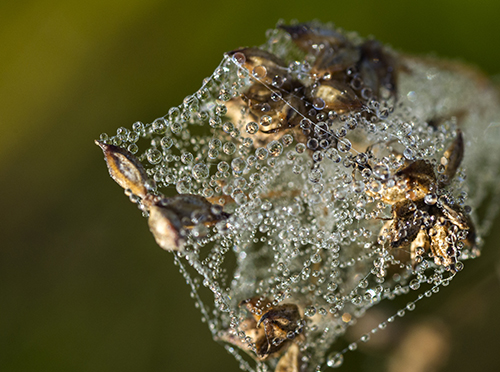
[[95, 140, 150, 199]]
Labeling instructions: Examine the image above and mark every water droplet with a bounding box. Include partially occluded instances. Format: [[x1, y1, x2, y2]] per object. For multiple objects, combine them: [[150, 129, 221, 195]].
[[132, 121, 144, 132], [127, 143, 138, 154], [304, 306, 317, 317], [223, 142, 236, 155], [147, 149, 163, 164], [246, 122, 259, 134], [373, 164, 390, 179], [281, 134, 294, 146], [231, 158, 246, 174], [307, 138, 319, 151], [409, 279, 420, 290], [222, 121, 235, 133], [272, 75, 284, 87], [209, 138, 222, 150], [176, 178, 192, 194], [192, 163, 209, 180], [406, 302, 416, 311], [181, 152, 194, 164], [160, 136, 173, 149], [313, 97, 325, 110], [215, 104, 227, 116], [232, 52, 246, 65], [360, 333, 370, 342], [424, 193, 437, 205], [326, 353, 344, 368], [260, 115, 272, 127], [252, 65, 267, 79], [403, 147, 415, 160], [267, 140, 283, 157], [217, 161, 229, 173], [152, 118, 167, 134], [296, 143, 306, 154], [255, 147, 268, 160], [337, 139, 352, 153]]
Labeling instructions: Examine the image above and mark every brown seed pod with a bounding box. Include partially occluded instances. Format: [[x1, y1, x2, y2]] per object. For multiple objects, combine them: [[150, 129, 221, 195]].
[[95, 140, 150, 198], [374, 130, 475, 272], [240, 297, 303, 359]]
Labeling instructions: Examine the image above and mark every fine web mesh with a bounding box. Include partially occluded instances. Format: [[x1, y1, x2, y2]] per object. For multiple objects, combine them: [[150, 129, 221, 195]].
[[97, 21, 500, 371]]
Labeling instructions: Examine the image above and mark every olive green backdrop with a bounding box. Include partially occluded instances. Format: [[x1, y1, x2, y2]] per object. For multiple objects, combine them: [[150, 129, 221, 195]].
[[1, 1, 500, 371]]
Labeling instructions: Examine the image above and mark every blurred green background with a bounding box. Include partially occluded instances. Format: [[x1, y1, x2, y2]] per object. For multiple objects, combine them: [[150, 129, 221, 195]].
[[1, 1, 500, 371]]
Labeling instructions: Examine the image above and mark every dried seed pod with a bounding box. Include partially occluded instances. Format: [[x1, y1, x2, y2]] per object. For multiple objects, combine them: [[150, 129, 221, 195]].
[[156, 194, 230, 228], [148, 204, 185, 251], [147, 194, 230, 251], [226, 48, 306, 145], [95, 140, 150, 199], [240, 297, 303, 358], [372, 130, 474, 272]]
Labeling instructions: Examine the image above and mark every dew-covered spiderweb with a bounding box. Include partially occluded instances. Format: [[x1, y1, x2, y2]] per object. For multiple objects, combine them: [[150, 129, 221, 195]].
[[97, 21, 500, 372]]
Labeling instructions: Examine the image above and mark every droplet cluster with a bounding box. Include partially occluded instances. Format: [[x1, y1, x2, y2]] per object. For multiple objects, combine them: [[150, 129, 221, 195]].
[[98, 21, 500, 372]]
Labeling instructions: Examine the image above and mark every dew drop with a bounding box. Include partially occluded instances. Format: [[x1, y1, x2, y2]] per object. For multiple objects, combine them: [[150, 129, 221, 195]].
[[260, 115, 273, 127], [217, 161, 230, 173], [373, 164, 390, 180], [161, 136, 173, 149], [246, 122, 259, 134], [147, 149, 163, 164], [403, 147, 415, 160], [312, 97, 325, 110], [304, 306, 317, 317], [406, 302, 416, 311], [252, 65, 267, 79], [281, 134, 294, 147], [424, 193, 437, 205], [127, 143, 138, 154], [326, 353, 344, 368], [231, 158, 246, 174], [132, 121, 144, 132], [223, 142, 237, 155], [209, 138, 222, 150], [192, 163, 209, 180], [296, 143, 306, 154], [337, 139, 352, 153], [181, 152, 194, 164], [267, 140, 283, 157], [232, 52, 246, 65], [176, 178, 192, 194], [255, 147, 268, 160]]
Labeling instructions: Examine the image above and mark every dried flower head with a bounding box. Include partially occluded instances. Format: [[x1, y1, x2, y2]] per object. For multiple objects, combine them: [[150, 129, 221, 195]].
[[96, 21, 500, 371]]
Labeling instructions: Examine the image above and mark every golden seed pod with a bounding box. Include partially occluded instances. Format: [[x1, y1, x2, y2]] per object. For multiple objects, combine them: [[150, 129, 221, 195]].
[[95, 140, 150, 199], [148, 204, 185, 251]]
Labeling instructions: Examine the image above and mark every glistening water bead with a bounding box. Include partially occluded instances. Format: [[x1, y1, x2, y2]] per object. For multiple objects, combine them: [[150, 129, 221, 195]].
[[96, 21, 500, 372]]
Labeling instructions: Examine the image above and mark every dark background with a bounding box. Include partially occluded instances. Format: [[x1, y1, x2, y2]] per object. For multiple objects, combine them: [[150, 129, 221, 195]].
[[1, 1, 500, 371]]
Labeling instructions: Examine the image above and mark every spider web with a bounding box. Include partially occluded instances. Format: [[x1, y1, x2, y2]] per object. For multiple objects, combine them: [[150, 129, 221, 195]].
[[98, 22, 500, 371]]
